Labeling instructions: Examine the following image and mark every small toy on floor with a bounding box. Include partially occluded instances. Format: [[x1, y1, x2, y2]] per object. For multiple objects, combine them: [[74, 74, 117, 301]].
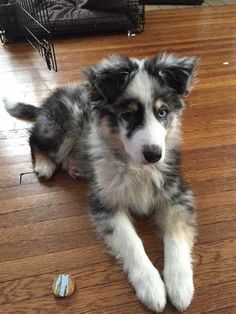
[[52, 274, 76, 298]]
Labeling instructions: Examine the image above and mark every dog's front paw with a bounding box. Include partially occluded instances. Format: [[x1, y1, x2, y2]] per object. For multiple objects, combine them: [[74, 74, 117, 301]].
[[34, 159, 56, 180], [164, 266, 194, 312], [133, 267, 166, 313]]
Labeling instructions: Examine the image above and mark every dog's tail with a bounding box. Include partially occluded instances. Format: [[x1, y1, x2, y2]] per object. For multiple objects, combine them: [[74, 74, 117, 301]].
[[3, 97, 41, 122]]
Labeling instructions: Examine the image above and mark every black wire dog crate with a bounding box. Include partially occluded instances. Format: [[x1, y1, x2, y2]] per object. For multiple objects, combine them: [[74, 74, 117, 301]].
[[0, 0, 145, 71]]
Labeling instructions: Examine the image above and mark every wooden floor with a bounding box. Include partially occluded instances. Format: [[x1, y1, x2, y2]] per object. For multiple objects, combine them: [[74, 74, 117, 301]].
[[0, 5, 236, 313]]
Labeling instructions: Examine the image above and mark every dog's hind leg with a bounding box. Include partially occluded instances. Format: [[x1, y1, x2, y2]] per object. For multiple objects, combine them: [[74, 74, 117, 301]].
[[28, 107, 73, 180], [62, 158, 81, 179], [90, 197, 166, 313]]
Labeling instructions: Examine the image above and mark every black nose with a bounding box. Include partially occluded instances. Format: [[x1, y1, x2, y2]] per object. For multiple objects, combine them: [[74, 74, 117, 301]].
[[143, 145, 162, 163]]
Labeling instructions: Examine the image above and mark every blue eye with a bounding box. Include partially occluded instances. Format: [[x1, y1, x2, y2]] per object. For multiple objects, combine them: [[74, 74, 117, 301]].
[[158, 109, 169, 118]]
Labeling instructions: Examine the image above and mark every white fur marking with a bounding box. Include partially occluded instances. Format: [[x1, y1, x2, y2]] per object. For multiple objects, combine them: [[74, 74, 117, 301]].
[[127, 70, 154, 105], [164, 235, 194, 311], [120, 109, 166, 164], [106, 211, 166, 312], [3, 96, 20, 112], [34, 159, 56, 180]]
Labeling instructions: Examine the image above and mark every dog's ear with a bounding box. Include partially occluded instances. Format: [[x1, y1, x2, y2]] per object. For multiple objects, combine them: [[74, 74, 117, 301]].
[[83, 55, 138, 102], [145, 53, 198, 96]]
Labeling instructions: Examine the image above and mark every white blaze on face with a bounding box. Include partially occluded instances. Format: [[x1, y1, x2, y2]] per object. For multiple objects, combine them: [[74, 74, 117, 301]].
[[120, 109, 167, 164], [119, 67, 167, 164]]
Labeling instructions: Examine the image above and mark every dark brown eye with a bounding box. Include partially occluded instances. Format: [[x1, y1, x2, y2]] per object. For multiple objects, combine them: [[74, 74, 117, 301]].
[[120, 112, 133, 122], [158, 108, 169, 119]]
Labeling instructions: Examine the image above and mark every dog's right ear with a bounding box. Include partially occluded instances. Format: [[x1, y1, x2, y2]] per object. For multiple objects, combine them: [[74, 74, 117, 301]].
[[83, 55, 138, 103]]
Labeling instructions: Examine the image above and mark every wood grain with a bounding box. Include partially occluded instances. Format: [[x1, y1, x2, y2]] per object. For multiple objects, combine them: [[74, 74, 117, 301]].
[[0, 4, 236, 313]]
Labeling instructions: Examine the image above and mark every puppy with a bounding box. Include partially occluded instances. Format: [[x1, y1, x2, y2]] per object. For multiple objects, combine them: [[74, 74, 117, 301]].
[[4, 53, 197, 313]]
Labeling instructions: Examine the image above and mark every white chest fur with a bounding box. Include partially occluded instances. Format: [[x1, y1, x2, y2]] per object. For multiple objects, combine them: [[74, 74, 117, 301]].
[[93, 156, 164, 215]]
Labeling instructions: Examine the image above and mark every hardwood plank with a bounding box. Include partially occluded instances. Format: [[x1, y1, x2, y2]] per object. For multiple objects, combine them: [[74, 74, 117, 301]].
[[182, 145, 236, 171], [194, 239, 236, 287], [0, 180, 88, 214], [0, 201, 86, 228], [0, 246, 108, 283], [199, 220, 236, 244], [0, 215, 91, 244], [193, 177, 236, 197], [196, 190, 236, 210], [0, 163, 32, 188], [184, 165, 236, 183], [205, 306, 236, 314], [0, 229, 96, 263], [197, 204, 236, 225]]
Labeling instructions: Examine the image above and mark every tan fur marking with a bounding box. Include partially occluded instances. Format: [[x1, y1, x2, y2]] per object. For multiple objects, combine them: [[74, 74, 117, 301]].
[[165, 210, 196, 248], [154, 99, 165, 110], [128, 102, 138, 112], [100, 116, 124, 153], [34, 150, 51, 166]]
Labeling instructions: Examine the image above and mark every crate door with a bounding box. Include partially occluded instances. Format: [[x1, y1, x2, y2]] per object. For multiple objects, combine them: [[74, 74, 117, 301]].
[[17, 0, 57, 71]]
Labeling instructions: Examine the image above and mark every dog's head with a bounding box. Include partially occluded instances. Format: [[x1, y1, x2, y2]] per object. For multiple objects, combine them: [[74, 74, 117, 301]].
[[84, 53, 197, 165]]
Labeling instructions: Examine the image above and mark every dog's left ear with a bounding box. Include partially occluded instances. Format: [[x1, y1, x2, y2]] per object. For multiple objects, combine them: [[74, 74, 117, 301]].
[[145, 53, 198, 96], [83, 55, 138, 103]]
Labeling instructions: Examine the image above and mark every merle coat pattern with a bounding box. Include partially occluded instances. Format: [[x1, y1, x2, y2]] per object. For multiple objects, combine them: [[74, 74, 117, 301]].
[[4, 53, 198, 313]]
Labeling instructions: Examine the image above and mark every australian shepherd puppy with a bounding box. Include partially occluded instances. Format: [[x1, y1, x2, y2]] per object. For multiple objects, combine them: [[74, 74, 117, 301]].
[[4, 53, 198, 313]]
